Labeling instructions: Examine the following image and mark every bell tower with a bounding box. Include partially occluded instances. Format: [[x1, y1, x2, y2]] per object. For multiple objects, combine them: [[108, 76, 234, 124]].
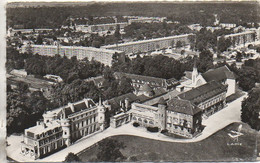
[[192, 59, 198, 85], [97, 98, 106, 131], [158, 97, 167, 130]]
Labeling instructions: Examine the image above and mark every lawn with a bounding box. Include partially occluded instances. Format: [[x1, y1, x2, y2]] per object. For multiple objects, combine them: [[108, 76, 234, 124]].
[[78, 122, 258, 162]]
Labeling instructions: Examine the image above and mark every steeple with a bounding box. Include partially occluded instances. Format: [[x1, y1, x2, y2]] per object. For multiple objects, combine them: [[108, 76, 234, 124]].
[[192, 58, 198, 85], [99, 96, 102, 106]]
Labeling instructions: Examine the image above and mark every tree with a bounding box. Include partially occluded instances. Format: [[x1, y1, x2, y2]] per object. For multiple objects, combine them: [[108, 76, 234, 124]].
[[176, 40, 183, 49], [35, 34, 43, 45], [237, 66, 258, 91], [96, 138, 126, 162], [114, 24, 121, 41], [241, 88, 260, 130], [236, 51, 242, 62], [181, 50, 185, 55], [217, 36, 232, 53], [64, 152, 81, 162]]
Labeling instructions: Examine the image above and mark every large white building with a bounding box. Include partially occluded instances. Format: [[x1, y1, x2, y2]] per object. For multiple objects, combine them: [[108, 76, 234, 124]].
[[76, 22, 128, 33], [21, 98, 106, 159], [20, 44, 125, 67], [177, 65, 236, 97], [101, 34, 194, 54], [218, 31, 256, 46]]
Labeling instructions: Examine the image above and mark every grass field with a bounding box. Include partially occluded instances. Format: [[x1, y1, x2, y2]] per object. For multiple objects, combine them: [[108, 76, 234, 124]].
[[78, 122, 258, 162]]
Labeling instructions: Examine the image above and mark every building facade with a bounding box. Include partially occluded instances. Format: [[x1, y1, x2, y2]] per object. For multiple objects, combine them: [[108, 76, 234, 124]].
[[218, 31, 256, 46], [128, 17, 166, 24], [21, 98, 106, 159], [178, 65, 236, 97], [101, 34, 194, 54], [114, 72, 179, 91], [178, 81, 227, 118], [129, 97, 202, 138], [20, 44, 125, 67]]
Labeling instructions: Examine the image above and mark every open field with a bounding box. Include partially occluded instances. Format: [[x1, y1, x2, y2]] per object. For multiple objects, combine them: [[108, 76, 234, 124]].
[[79, 122, 258, 162]]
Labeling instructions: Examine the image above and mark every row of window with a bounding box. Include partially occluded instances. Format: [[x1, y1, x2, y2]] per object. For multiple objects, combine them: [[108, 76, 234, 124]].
[[73, 115, 97, 129], [70, 110, 97, 121], [72, 124, 97, 139], [39, 132, 63, 146], [39, 139, 64, 156], [34, 127, 62, 140], [132, 116, 154, 125], [167, 124, 191, 132], [199, 93, 225, 109]]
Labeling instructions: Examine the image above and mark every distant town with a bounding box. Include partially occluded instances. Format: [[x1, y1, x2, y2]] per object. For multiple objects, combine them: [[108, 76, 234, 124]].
[[6, 2, 260, 162]]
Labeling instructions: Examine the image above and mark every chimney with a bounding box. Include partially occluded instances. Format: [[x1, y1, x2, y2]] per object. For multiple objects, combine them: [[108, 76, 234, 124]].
[[68, 102, 75, 112], [84, 98, 89, 108], [119, 100, 122, 107], [36, 121, 40, 126], [125, 98, 129, 109], [42, 122, 47, 128]]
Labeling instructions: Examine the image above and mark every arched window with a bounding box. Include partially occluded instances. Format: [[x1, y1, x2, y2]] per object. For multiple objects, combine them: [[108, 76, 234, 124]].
[[138, 118, 142, 122], [144, 119, 148, 123]]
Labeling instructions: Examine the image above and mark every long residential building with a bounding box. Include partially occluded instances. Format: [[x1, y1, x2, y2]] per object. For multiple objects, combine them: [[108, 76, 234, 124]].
[[101, 34, 194, 54], [20, 44, 125, 66], [76, 22, 128, 33], [218, 31, 256, 45], [21, 98, 106, 159], [178, 80, 227, 118], [114, 72, 179, 91], [111, 80, 227, 138]]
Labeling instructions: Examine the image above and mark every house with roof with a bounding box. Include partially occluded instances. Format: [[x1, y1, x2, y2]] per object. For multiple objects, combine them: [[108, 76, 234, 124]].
[[177, 65, 236, 97], [114, 72, 179, 91], [21, 98, 106, 159], [128, 97, 203, 138], [105, 84, 168, 114], [178, 81, 227, 118]]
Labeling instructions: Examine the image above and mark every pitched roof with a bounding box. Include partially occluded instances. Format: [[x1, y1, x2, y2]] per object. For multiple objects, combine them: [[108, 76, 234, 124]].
[[106, 87, 167, 110], [140, 84, 153, 92], [184, 71, 192, 80], [167, 98, 201, 115], [178, 81, 227, 105], [106, 93, 140, 110], [158, 97, 167, 105], [202, 66, 235, 82], [114, 72, 167, 87]]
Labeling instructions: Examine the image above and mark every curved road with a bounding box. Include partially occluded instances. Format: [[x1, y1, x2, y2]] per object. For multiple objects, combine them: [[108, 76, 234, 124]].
[[7, 94, 247, 162]]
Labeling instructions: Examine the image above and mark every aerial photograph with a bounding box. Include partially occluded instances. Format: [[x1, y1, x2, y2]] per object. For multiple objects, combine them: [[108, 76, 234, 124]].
[[4, 0, 260, 162]]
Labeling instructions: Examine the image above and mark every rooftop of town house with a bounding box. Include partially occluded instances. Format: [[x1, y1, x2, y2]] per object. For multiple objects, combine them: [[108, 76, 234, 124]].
[[106, 87, 167, 111], [25, 120, 61, 136], [114, 72, 178, 88], [111, 112, 128, 119], [223, 31, 255, 38], [201, 65, 236, 82], [167, 98, 201, 115], [178, 81, 227, 105], [101, 34, 194, 48], [23, 44, 124, 54], [42, 98, 97, 119]]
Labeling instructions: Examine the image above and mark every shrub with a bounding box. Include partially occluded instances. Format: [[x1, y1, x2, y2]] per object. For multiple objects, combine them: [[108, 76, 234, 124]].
[[133, 122, 140, 127], [161, 129, 168, 133], [146, 127, 159, 132]]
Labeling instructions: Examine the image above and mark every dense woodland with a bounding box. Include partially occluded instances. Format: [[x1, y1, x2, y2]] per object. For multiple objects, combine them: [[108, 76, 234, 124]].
[[7, 2, 259, 29], [241, 88, 260, 130], [6, 2, 260, 134]]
